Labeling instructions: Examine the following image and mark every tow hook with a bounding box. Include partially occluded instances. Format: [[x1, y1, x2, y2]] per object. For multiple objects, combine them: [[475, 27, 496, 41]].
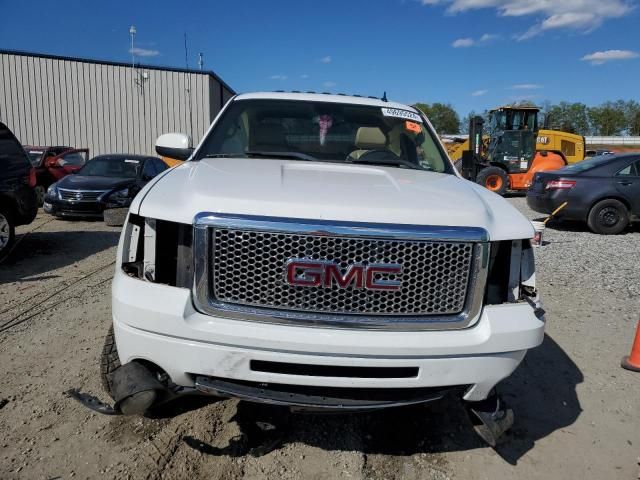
[[465, 390, 514, 447], [66, 362, 197, 416]]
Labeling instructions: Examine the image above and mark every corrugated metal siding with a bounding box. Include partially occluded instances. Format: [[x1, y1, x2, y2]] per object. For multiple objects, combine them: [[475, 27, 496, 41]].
[[0, 51, 233, 156]]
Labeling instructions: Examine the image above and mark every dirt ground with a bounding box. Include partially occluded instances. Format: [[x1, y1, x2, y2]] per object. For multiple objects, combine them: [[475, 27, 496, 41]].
[[1, 198, 639, 480]]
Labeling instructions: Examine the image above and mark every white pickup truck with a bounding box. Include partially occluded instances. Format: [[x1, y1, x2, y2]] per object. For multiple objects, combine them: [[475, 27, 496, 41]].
[[71, 92, 545, 446]]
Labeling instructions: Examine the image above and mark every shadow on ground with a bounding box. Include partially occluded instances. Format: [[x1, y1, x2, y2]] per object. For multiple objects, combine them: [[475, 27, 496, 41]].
[[534, 218, 640, 235], [181, 334, 583, 465], [0, 228, 120, 284]]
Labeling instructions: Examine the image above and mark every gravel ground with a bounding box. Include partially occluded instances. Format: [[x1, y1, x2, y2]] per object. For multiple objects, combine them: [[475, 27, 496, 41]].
[[0, 199, 639, 480]]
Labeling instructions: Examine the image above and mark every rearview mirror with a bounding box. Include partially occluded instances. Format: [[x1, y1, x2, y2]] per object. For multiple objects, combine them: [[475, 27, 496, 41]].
[[155, 133, 193, 161]]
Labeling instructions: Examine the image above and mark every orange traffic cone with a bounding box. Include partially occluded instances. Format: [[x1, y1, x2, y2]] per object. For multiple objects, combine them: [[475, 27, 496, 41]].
[[621, 321, 640, 372]]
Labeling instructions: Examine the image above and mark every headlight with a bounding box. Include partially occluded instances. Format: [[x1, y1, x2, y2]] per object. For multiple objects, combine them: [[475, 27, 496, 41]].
[[103, 187, 131, 206], [46, 183, 58, 196]]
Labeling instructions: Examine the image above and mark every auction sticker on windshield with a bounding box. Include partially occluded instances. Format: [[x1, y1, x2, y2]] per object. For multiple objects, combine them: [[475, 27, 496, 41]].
[[381, 108, 422, 123]]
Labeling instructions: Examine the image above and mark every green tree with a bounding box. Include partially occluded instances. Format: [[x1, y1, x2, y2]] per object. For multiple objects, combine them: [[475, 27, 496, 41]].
[[413, 102, 460, 134], [547, 102, 591, 135], [624, 100, 640, 136], [588, 101, 627, 135]]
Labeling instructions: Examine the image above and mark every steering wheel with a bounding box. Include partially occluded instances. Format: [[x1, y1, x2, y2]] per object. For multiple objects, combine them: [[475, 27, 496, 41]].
[[347, 149, 396, 162]]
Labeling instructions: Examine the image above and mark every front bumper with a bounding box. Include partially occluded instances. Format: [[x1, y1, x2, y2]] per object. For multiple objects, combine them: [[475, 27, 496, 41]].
[[43, 196, 104, 217], [112, 270, 545, 403]]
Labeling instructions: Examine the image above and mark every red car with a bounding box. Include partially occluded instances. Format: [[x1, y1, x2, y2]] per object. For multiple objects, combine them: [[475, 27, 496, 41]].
[[25, 146, 89, 205]]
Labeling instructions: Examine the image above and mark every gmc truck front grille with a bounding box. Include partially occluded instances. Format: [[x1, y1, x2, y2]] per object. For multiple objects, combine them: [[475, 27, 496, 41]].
[[193, 213, 489, 330], [212, 229, 473, 316]]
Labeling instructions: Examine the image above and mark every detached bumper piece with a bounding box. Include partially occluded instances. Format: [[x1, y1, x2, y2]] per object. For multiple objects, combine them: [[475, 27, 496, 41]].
[[464, 390, 514, 447], [66, 362, 197, 416], [194, 376, 460, 411]]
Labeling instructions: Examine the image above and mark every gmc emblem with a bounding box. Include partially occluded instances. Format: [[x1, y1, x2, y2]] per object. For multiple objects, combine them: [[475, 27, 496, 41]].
[[285, 259, 403, 291]]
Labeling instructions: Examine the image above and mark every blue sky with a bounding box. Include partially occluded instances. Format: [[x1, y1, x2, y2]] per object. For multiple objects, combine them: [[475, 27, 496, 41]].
[[1, 0, 638, 116]]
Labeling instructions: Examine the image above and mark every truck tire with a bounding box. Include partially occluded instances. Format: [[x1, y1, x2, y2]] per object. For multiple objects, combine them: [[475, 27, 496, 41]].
[[476, 167, 508, 196], [104, 208, 128, 227], [100, 326, 121, 399], [0, 207, 16, 263], [587, 199, 629, 235]]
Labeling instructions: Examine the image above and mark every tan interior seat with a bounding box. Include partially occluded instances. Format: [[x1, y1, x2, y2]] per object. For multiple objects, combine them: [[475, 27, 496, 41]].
[[349, 127, 387, 160]]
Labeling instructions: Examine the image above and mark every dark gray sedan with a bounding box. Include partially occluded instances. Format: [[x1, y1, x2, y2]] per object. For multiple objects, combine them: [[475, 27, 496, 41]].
[[527, 153, 640, 234]]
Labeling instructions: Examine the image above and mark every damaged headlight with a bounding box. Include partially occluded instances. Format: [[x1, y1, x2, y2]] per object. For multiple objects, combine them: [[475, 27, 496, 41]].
[[120, 214, 193, 288], [485, 239, 537, 306], [102, 187, 132, 207]]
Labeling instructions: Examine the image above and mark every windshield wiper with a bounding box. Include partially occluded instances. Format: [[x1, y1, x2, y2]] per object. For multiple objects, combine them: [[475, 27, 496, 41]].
[[348, 157, 423, 170], [200, 153, 246, 159], [245, 151, 318, 162]]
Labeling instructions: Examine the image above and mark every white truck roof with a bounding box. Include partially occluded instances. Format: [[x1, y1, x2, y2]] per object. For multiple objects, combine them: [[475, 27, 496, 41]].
[[234, 91, 420, 113]]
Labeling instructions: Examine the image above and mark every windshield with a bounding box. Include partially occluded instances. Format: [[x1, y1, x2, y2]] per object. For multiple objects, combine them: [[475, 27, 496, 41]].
[[59, 151, 86, 167], [195, 99, 451, 173], [78, 156, 141, 178], [28, 150, 45, 166], [561, 154, 617, 173]]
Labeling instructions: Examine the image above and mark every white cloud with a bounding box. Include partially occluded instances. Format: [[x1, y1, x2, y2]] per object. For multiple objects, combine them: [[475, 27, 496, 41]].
[[319, 56, 332, 64], [269, 74, 288, 80], [452, 33, 499, 48], [422, 0, 631, 39], [581, 49, 639, 65], [510, 83, 543, 90], [129, 47, 159, 57], [472, 89, 488, 96], [323, 81, 337, 88], [452, 38, 475, 48], [479, 33, 499, 42]]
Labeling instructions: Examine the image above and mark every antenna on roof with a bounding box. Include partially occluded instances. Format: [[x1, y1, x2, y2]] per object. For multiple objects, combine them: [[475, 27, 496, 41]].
[[382, 91, 388, 102], [129, 25, 136, 68], [184, 33, 194, 140], [198, 52, 204, 71]]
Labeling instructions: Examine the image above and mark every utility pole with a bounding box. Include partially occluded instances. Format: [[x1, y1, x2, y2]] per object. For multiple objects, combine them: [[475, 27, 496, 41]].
[[129, 25, 136, 68]]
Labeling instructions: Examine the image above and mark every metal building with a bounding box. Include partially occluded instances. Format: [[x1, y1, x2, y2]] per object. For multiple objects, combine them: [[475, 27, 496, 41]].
[[0, 49, 235, 156]]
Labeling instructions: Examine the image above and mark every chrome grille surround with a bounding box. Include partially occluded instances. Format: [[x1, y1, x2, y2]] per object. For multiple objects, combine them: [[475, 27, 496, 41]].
[[59, 188, 107, 202], [193, 213, 489, 331]]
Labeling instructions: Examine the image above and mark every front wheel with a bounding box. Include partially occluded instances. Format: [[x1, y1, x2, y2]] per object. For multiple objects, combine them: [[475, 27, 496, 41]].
[[0, 207, 16, 262], [587, 199, 629, 235], [476, 167, 509, 196], [100, 326, 121, 399]]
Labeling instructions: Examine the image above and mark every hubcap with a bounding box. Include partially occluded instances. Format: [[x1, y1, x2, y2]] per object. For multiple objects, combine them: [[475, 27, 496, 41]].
[[599, 207, 619, 227], [0, 213, 9, 249], [486, 175, 503, 191]]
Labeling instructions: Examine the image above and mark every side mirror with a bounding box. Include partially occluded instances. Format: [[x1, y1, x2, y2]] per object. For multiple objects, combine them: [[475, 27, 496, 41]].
[[155, 133, 193, 161]]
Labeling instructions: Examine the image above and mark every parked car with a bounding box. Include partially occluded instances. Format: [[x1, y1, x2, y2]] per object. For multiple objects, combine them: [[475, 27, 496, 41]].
[[25, 145, 89, 205], [527, 153, 640, 234], [585, 149, 615, 158], [43, 154, 167, 223], [0, 122, 38, 261], [71, 92, 546, 447]]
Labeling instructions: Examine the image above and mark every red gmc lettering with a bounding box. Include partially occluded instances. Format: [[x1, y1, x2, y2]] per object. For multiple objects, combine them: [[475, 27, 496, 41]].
[[286, 260, 402, 291], [365, 265, 403, 291], [286, 261, 324, 287], [324, 264, 365, 289]]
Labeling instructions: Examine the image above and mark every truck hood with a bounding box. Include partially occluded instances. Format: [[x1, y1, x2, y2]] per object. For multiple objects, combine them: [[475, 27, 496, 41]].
[[135, 158, 533, 241]]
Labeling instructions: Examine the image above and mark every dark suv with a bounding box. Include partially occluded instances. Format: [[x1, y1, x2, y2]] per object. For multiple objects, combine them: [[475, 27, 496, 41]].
[[0, 122, 38, 260]]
